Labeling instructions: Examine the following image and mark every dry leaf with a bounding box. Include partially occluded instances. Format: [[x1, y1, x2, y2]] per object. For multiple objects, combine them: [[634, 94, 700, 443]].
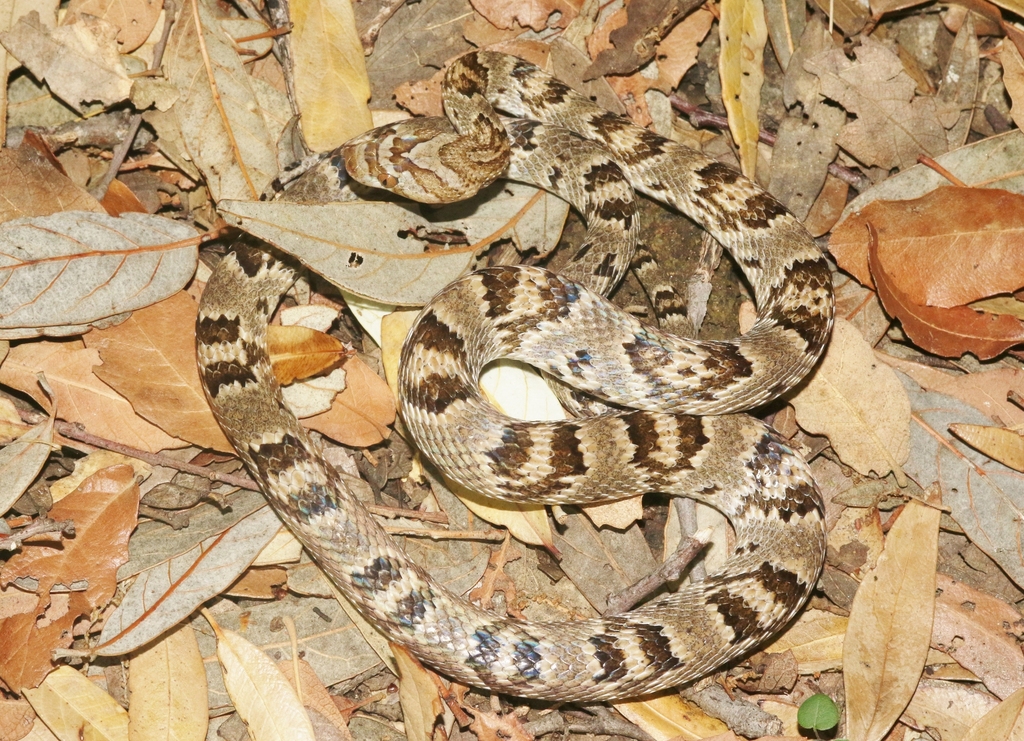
[[869, 225, 1024, 359], [210, 620, 316, 741], [0, 340, 185, 453], [932, 573, 1024, 700], [23, 666, 129, 740], [903, 679, 999, 740], [393, 644, 442, 741], [830, 187, 1024, 307], [612, 694, 728, 741], [790, 318, 910, 481], [1002, 39, 1024, 130], [0, 211, 198, 339], [303, 356, 395, 447], [950, 423, 1024, 471], [719, 0, 768, 178], [164, 0, 279, 202], [222, 180, 568, 305], [85, 290, 232, 452], [469, 0, 576, 32], [764, 608, 847, 673], [0, 412, 54, 517], [844, 500, 940, 741], [64, 0, 162, 52], [95, 506, 281, 656], [0, 144, 103, 223], [962, 687, 1024, 741], [0, 697, 35, 741], [275, 657, 351, 733], [0, 11, 132, 112], [290, 0, 372, 151], [127, 624, 208, 741], [266, 324, 350, 386], [804, 37, 961, 169]]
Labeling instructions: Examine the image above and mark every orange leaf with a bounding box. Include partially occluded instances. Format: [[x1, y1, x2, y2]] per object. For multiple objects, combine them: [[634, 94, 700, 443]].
[[303, 357, 395, 447], [869, 225, 1024, 359], [831, 187, 1024, 307], [0, 465, 138, 689], [266, 324, 351, 386], [85, 291, 232, 452]]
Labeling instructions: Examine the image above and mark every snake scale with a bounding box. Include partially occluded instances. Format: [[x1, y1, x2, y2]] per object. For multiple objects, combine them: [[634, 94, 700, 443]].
[[197, 51, 833, 701]]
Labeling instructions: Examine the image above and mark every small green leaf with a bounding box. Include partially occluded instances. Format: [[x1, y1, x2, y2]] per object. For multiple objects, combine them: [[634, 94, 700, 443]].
[[798, 693, 840, 732]]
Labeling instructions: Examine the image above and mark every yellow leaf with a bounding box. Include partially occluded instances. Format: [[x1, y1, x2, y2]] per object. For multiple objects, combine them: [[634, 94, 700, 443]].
[[718, 0, 768, 178], [844, 500, 940, 741], [128, 625, 208, 741], [210, 620, 315, 741], [962, 687, 1024, 741], [949, 423, 1024, 472], [392, 644, 443, 741], [791, 318, 910, 483], [290, 0, 373, 151], [764, 608, 848, 673], [24, 666, 129, 741], [612, 694, 727, 741]]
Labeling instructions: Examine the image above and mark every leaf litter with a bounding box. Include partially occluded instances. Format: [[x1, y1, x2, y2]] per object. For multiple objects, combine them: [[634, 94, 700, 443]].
[[1, 0, 1024, 740]]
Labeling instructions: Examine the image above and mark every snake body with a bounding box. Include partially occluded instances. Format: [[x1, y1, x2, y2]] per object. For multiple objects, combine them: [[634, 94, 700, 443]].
[[198, 52, 833, 701]]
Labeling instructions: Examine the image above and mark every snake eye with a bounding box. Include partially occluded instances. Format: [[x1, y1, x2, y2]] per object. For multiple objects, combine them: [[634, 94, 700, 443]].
[[380, 174, 398, 188]]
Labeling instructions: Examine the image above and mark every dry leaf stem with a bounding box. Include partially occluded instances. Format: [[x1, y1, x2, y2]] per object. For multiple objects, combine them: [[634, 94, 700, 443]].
[[92, 2, 179, 200]]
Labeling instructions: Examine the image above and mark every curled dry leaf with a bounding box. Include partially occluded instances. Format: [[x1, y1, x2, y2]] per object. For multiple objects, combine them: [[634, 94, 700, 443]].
[[830, 187, 1024, 307], [790, 318, 910, 481], [0, 211, 198, 338], [266, 324, 351, 386], [209, 620, 316, 741], [24, 666, 129, 740], [868, 224, 1024, 359], [127, 625, 208, 741], [0, 11, 132, 113], [949, 423, 1024, 472], [0, 411, 54, 517], [844, 500, 940, 741], [718, 0, 768, 178]]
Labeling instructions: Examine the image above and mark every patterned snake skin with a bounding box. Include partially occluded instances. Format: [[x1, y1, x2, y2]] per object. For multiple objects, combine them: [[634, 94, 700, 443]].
[[197, 51, 834, 702]]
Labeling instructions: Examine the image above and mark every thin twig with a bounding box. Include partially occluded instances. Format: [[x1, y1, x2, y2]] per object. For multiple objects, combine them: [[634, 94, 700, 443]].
[[0, 517, 76, 551], [360, 0, 408, 55], [668, 95, 871, 191], [91, 1, 178, 200], [604, 528, 712, 614], [382, 526, 507, 541]]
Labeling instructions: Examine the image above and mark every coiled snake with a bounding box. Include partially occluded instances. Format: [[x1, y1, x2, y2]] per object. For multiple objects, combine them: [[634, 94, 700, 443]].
[[197, 51, 833, 701]]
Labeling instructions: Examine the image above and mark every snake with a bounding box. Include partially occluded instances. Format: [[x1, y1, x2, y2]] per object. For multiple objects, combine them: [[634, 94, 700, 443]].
[[197, 51, 833, 702]]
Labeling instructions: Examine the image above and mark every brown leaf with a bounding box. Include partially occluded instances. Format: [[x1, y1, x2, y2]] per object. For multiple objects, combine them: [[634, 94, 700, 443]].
[[0, 466, 138, 689], [932, 573, 1024, 699], [64, 0, 162, 52], [877, 354, 1024, 427], [0, 697, 34, 739], [266, 324, 351, 386], [949, 423, 1024, 471], [392, 644, 442, 741], [962, 687, 1024, 741], [84, 291, 232, 452], [844, 500, 940, 741], [868, 224, 1024, 358], [831, 188, 1024, 307], [99, 178, 150, 216], [470, 0, 576, 31], [303, 356, 395, 447], [0, 144, 103, 223]]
